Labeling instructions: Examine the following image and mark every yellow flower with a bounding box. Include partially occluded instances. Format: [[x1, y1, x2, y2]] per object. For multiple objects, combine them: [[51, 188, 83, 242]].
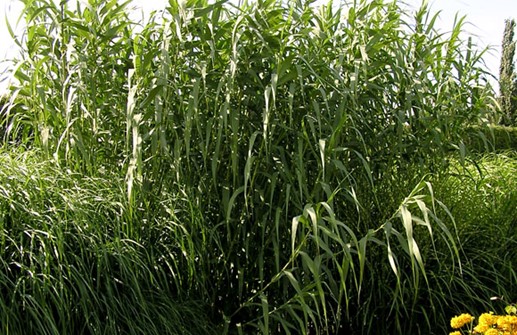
[[451, 313, 475, 329], [449, 332, 462, 335], [474, 323, 489, 333], [498, 315, 517, 331], [507, 315, 517, 325], [479, 313, 497, 327], [485, 328, 499, 335]]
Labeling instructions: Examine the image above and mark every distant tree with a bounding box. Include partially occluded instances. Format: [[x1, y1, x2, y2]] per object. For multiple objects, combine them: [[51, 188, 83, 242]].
[[0, 95, 8, 141], [499, 19, 517, 126]]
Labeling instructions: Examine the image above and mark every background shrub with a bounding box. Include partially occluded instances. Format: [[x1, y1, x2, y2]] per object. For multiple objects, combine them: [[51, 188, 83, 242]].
[[465, 125, 517, 152]]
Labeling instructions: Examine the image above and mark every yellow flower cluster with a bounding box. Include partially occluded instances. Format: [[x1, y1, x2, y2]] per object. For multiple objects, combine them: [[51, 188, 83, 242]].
[[451, 314, 475, 329], [449, 311, 517, 335]]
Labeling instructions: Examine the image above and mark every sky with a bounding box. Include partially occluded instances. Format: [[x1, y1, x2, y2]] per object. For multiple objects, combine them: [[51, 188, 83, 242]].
[[1, 0, 516, 93]]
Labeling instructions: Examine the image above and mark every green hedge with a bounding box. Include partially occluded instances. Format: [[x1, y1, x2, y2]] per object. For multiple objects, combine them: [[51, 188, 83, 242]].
[[465, 125, 517, 152]]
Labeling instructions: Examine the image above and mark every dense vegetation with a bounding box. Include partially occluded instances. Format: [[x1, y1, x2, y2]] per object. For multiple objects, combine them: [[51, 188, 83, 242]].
[[0, 0, 515, 334]]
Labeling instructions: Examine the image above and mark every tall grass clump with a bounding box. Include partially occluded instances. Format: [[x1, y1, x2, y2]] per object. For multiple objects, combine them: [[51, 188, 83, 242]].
[[433, 153, 517, 314], [2, 0, 134, 171], [0, 149, 216, 334], [0, 0, 502, 334]]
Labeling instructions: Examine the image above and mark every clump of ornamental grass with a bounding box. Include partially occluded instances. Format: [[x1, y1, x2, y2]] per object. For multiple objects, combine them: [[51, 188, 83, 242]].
[[0, 148, 215, 335], [431, 152, 517, 315], [1, 0, 502, 334]]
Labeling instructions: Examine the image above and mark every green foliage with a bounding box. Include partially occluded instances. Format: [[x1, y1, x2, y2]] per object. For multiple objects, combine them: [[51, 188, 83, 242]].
[[0, 149, 216, 335], [435, 153, 517, 322], [0, 0, 506, 334], [0, 94, 28, 144], [3, 0, 134, 171], [465, 125, 517, 152]]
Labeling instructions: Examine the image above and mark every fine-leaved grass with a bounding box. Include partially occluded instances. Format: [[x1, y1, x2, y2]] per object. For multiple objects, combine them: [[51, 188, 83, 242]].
[[0, 148, 216, 335]]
